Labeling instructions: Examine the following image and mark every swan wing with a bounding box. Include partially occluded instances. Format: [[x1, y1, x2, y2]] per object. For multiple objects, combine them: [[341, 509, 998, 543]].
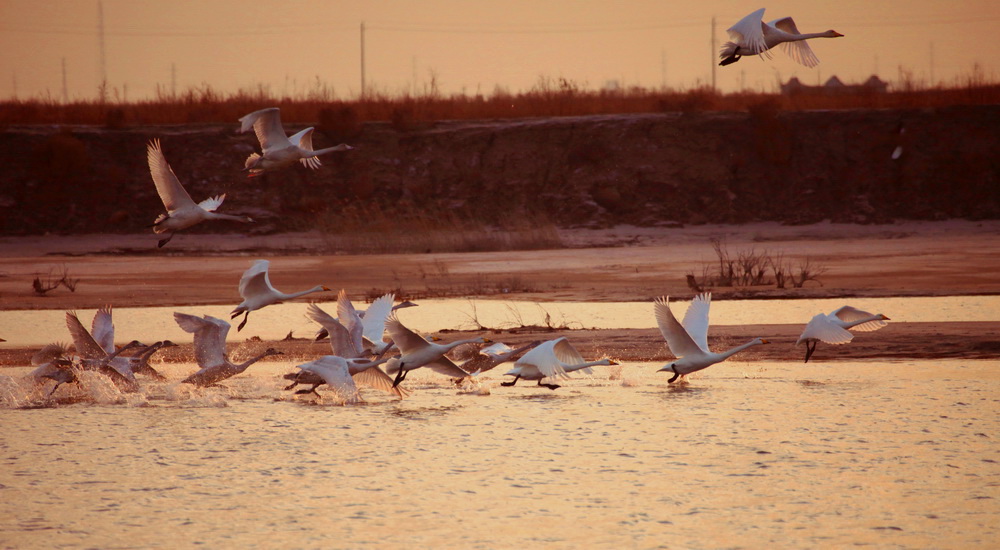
[[385, 313, 431, 355], [197, 194, 226, 213], [654, 297, 705, 359], [360, 293, 395, 350], [423, 356, 472, 378], [173, 313, 229, 368], [336, 290, 366, 355], [727, 8, 768, 55], [239, 260, 276, 299], [239, 107, 293, 153], [147, 139, 196, 212], [831, 306, 887, 332], [65, 311, 107, 359], [681, 293, 712, 353], [305, 303, 361, 358], [91, 305, 115, 354], [287, 127, 314, 150], [351, 363, 406, 396], [798, 314, 854, 345], [514, 338, 567, 379]]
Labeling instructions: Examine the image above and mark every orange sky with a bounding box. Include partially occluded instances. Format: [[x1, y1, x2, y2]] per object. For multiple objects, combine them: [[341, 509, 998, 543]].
[[1, 0, 998, 101]]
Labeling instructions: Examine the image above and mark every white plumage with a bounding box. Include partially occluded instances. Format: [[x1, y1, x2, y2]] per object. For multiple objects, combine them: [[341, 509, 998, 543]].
[[719, 8, 843, 68]]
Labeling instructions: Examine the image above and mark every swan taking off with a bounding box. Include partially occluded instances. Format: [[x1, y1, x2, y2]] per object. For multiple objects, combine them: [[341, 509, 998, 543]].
[[719, 8, 843, 68], [173, 312, 283, 387], [147, 139, 253, 248], [655, 294, 769, 383], [796, 306, 890, 362], [294, 356, 362, 404], [384, 312, 490, 387], [238, 107, 353, 176], [502, 337, 617, 390], [231, 260, 331, 332]]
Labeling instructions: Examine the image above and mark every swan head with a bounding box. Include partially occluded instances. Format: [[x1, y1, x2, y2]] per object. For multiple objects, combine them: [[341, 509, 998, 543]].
[[160, 340, 178, 348], [756, 338, 770, 345], [825, 30, 844, 38], [606, 359, 620, 366], [877, 314, 890, 321], [263, 348, 285, 357], [334, 144, 354, 152]]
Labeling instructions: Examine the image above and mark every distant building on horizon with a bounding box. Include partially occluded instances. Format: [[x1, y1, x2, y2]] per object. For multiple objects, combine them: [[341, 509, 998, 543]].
[[781, 75, 888, 96]]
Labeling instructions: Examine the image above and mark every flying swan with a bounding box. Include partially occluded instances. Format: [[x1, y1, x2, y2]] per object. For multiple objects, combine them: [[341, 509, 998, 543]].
[[796, 306, 890, 362], [384, 312, 490, 387], [655, 294, 769, 383], [502, 337, 617, 390], [239, 107, 353, 176], [230, 259, 331, 331], [173, 312, 283, 387], [147, 139, 253, 248], [719, 8, 843, 68]]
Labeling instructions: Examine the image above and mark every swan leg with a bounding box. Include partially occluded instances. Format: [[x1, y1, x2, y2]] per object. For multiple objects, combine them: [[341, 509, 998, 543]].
[[236, 311, 250, 332], [157, 233, 174, 248], [667, 366, 680, 384], [500, 375, 521, 387], [804, 342, 817, 363], [537, 380, 560, 390], [283, 380, 300, 391], [391, 366, 408, 388], [719, 54, 741, 66]]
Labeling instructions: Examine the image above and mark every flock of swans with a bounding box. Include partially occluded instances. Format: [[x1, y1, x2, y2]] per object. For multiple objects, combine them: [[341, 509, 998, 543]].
[[25, 257, 890, 403], [22, 14, 854, 402]]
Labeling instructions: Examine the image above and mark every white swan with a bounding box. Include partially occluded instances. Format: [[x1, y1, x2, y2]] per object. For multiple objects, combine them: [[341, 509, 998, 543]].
[[796, 306, 890, 362], [294, 356, 362, 403], [719, 8, 843, 68], [231, 259, 331, 331], [384, 312, 490, 387], [239, 107, 353, 176], [173, 312, 283, 387], [29, 343, 77, 395], [147, 139, 253, 248], [460, 341, 541, 374], [128, 340, 176, 380], [502, 337, 617, 390], [655, 294, 769, 383]]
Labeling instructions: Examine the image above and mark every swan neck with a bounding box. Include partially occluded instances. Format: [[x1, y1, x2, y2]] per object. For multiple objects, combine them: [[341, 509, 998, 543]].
[[720, 340, 761, 360]]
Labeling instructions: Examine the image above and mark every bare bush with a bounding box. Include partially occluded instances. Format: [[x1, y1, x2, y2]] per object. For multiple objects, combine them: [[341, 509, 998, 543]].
[[32, 266, 79, 296], [692, 241, 825, 290]]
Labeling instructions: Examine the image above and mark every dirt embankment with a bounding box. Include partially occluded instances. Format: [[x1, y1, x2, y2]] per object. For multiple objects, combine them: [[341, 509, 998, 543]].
[[2, 106, 998, 235]]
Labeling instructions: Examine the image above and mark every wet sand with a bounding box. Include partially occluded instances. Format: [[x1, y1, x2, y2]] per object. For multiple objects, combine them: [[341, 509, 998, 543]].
[[1, 220, 999, 366]]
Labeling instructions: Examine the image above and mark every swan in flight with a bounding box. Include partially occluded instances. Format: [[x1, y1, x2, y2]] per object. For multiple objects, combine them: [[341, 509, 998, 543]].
[[128, 340, 176, 380], [293, 356, 363, 403], [719, 8, 843, 68], [29, 343, 77, 395], [655, 294, 769, 383], [147, 139, 253, 248], [173, 312, 283, 387], [384, 312, 490, 387], [238, 107, 353, 176], [231, 260, 331, 331], [502, 337, 617, 390], [796, 306, 890, 362]]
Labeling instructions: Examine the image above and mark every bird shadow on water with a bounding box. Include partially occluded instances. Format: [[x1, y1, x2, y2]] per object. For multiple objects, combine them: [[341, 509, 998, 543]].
[[660, 383, 710, 399]]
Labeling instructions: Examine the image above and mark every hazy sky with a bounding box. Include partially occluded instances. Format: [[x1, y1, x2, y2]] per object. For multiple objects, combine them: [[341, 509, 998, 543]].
[[2, 0, 998, 101]]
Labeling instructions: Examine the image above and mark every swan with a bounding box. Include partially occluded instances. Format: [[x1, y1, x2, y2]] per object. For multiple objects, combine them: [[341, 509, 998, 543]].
[[293, 356, 363, 403], [29, 343, 77, 395], [238, 107, 353, 176], [173, 312, 283, 387], [147, 139, 253, 248], [128, 340, 176, 380], [384, 312, 490, 387], [655, 294, 769, 383], [231, 259, 331, 331], [796, 306, 890, 362], [719, 8, 843, 68], [65, 307, 146, 391], [501, 337, 617, 390]]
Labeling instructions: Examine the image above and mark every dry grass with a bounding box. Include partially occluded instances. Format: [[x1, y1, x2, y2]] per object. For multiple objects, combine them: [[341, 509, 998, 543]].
[[2, 74, 998, 127]]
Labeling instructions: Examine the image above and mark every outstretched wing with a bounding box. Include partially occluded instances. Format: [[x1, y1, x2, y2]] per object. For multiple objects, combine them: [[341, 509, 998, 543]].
[[384, 313, 432, 355], [65, 311, 108, 359], [305, 303, 362, 358], [681, 293, 712, 353], [831, 305, 888, 332], [238, 107, 293, 154], [654, 297, 704, 359], [336, 290, 366, 355], [360, 293, 395, 350], [299, 356, 360, 403], [770, 17, 820, 67], [238, 260, 275, 300], [727, 8, 769, 56], [91, 305, 115, 354], [288, 127, 322, 169], [148, 139, 196, 212], [173, 312, 229, 368], [197, 194, 226, 213]]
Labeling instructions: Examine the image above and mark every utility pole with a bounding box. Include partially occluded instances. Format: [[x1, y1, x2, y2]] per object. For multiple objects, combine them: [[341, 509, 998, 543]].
[[661, 49, 667, 90], [98, 0, 107, 100], [929, 42, 935, 86], [360, 21, 366, 98], [171, 63, 176, 98], [62, 57, 69, 103], [710, 16, 717, 91]]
